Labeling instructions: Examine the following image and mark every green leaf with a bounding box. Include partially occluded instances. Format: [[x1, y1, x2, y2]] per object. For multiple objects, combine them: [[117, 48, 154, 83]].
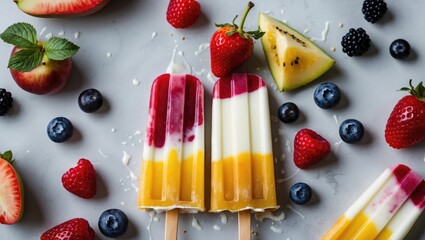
[[1, 150, 13, 162], [8, 49, 43, 72], [0, 22, 37, 48], [44, 37, 79, 61]]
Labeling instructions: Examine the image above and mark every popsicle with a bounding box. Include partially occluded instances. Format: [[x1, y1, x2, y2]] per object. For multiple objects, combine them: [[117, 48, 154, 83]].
[[210, 73, 278, 239], [322, 164, 425, 240], [138, 73, 205, 239]]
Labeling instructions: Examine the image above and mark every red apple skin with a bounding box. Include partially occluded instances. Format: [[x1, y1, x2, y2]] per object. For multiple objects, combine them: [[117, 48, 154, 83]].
[[10, 47, 72, 95]]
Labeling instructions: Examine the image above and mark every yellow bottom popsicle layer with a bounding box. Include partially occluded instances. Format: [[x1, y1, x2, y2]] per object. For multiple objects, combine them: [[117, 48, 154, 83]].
[[138, 150, 205, 211], [210, 152, 277, 212], [322, 213, 393, 240]]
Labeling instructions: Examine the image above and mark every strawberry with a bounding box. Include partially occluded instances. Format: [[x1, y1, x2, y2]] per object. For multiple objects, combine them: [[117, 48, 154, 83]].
[[62, 159, 96, 199], [41, 218, 95, 240], [385, 80, 425, 149], [0, 151, 24, 225], [293, 128, 331, 169], [210, 1, 264, 77], [166, 0, 201, 29]]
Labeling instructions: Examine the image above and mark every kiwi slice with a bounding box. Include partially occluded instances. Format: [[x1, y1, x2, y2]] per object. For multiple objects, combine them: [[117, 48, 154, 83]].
[[259, 13, 335, 91]]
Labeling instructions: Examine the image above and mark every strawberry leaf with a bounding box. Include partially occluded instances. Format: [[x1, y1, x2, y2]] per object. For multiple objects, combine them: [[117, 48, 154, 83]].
[[44, 37, 79, 61], [1, 150, 13, 162], [8, 49, 43, 72], [0, 22, 38, 49]]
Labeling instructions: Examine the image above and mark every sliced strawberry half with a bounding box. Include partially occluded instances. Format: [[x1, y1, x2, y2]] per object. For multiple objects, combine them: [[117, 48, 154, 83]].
[[0, 151, 24, 225], [15, 0, 111, 17]]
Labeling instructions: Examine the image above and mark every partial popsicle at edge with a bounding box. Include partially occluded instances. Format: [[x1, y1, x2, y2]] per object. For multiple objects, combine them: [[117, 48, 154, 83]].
[[322, 164, 425, 240]]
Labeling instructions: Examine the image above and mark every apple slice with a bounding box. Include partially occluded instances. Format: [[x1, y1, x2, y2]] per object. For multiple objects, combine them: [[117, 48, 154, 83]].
[[15, 0, 111, 17], [0, 151, 24, 225]]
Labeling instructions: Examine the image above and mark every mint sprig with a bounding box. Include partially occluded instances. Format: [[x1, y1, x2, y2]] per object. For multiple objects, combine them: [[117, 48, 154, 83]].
[[0, 150, 14, 164], [0, 22, 79, 72], [45, 37, 79, 61]]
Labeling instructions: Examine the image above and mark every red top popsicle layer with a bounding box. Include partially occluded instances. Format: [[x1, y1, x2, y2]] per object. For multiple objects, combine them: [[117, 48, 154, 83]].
[[392, 164, 425, 208], [213, 73, 265, 99], [145, 74, 204, 148]]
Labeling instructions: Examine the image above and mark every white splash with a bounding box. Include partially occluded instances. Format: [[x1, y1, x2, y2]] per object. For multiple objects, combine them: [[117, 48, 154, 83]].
[[192, 67, 206, 76], [304, 29, 310, 34], [286, 205, 306, 219], [58, 30, 65, 36], [147, 211, 155, 240], [192, 216, 202, 231], [277, 169, 300, 184], [122, 151, 131, 166], [39, 27, 47, 36], [286, 139, 292, 154], [207, 72, 215, 83], [255, 211, 285, 222], [151, 32, 157, 39], [220, 212, 228, 224], [98, 149, 109, 158], [111, 128, 117, 133], [132, 78, 140, 86], [106, 52, 112, 58], [270, 226, 283, 234], [213, 225, 222, 231], [134, 130, 143, 136], [333, 140, 343, 153], [45, 33, 53, 39], [310, 21, 331, 42], [333, 115, 339, 124], [166, 48, 191, 74], [153, 216, 160, 222], [195, 43, 210, 56], [74, 32, 80, 39]]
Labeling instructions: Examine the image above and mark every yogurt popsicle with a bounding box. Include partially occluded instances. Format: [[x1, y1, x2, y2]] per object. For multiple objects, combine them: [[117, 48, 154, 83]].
[[322, 164, 425, 240], [138, 74, 204, 240], [210, 73, 277, 239]]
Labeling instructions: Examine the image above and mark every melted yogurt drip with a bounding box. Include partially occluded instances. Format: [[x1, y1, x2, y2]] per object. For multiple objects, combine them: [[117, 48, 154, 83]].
[[270, 226, 283, 234], [220, 212, 228, 224], [122, 151, 138, 182], [166, 48, 192, 74], [310, 21, 331, 42], [192, 216, 202, 231], [195, 43, 210, 56], [213, 225, 222, 231], [147, 211, 156, 240], [254, 211, 285, 222], [277, 169, 300, 184], [286, 205, 306, 219]]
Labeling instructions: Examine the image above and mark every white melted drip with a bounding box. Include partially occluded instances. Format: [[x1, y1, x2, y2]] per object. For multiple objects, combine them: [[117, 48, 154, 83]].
[[277, 169, 300, 184], [166, 48, 192, 74], [98, 149, 109, 158], [195, 43, 210, 56], [122, 151, 131, 166], [39, 26, 47, 36], [333, 115, 339, 124], [207, 72, 215, 83], [122, 151, 138, 183], [254, 211, 285, 222], [132, 78, 140, 86], [286, 205, 306, 219], [213, 225, 222, 231], [58, 30, 65, 36], [310, 21, 331, 42], [220, 212, 228, 224], [74, 32, 80, 39], [151, 32, 157, 39], [270, 226, 283, 234], [192, 216, 202, 231], [147, 211, 155, 240]]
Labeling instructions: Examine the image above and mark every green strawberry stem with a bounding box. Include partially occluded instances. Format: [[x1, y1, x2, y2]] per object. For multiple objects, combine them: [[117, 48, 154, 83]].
[[400, 79, 425, 102], [237, 1, 255, 35]]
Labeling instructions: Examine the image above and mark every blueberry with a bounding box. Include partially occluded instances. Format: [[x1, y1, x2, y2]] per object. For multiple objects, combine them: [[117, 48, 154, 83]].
[[47, 117, 73, 143], [314, 82, 341, 109], [278, 102, 299, 123], [98, 209, 129, 238], [390, 39, 411, 59], [290, 182, 312, 205], [339, 119, 364, 143], [78, 88, 103, 113]]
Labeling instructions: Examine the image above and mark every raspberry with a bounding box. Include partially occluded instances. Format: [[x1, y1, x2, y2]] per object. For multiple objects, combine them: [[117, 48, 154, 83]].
[[0, 88, 13, 116], [362, 0, 387, 23], [341, 28, 371, 57]]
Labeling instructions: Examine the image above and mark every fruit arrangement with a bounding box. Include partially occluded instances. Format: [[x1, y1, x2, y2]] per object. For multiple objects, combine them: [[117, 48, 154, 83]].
[[1, 0, 425, 239]]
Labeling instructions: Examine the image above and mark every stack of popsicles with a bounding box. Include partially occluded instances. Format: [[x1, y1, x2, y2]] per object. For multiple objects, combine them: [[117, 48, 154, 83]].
[[322, 164, 425, 240]]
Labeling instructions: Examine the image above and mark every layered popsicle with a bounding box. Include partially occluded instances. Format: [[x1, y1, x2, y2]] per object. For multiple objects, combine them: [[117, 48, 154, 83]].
[[138, 73, 205, 212], [210, 73, 277, 212], [322, 164, 425, 240]]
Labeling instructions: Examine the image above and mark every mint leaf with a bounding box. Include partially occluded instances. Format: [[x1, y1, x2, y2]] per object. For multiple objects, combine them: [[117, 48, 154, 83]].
[[8, 49, 43, 72], [45, 37, 79, 61], [0, 22, 37, 48]]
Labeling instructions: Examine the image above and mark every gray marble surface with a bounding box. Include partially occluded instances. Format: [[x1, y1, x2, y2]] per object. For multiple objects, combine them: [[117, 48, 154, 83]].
[[1, 0, 425, 239]]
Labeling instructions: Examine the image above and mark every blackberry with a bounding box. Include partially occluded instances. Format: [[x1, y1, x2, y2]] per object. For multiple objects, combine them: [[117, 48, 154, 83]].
[[362, 0, 387, 23], [0, 88, 13, 116], [341, 28, 371, 57]]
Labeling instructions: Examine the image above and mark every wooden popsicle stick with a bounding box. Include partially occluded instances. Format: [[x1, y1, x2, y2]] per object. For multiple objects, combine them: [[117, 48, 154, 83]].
[[238, 210, 251, 240], [165, 209, 179, 240]]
